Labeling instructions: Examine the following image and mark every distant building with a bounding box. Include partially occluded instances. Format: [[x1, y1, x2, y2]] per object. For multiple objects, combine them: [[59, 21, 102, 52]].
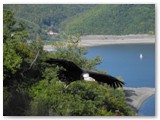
[[47, 30, 54, 35], [47, 30, 59, 36]]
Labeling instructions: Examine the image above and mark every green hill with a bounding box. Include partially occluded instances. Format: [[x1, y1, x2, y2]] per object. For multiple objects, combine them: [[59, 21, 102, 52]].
[[3, 4, 96, 40], [3, 4, 96, 31], [61, 4, 155, 35], [4, 4, 155, 37]]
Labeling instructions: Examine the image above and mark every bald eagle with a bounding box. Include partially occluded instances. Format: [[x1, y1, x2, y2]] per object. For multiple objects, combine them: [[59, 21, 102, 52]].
[[45, 58, 124, 89]]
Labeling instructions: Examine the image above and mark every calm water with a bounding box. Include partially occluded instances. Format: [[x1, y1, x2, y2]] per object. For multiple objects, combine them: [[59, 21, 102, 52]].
[[138, 95, 155, 116], [85, 44, 155, 116]]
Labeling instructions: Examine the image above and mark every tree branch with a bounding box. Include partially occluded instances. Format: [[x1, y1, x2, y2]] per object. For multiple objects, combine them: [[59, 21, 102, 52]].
[[29, 49, 40, 69]]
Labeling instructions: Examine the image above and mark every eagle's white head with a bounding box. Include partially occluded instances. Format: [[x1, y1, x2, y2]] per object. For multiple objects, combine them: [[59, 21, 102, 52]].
[[83, 73, 89, 78], [83, 73, 95, 81]]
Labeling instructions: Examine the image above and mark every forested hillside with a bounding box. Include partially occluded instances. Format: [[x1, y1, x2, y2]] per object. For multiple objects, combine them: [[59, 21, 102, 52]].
[[4, 4, 155, 37], [4, 5, 95, 32], [62, 4, 155, 35], [4, 4, 96, 40]]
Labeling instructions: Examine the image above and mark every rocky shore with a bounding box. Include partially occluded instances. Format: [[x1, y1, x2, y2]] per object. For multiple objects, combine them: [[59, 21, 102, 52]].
[[43, 34, 155, 51], [123, 87, 155, 112], [79, 34, 155, 47]]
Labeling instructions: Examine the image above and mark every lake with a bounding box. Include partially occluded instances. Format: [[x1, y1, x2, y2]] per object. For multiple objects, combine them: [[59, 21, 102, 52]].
[[85, 44, 155, 116]]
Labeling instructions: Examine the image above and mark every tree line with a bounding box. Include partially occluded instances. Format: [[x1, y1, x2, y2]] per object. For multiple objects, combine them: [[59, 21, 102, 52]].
[[62, 4, 155, 35], [4, 4, 155, 40]]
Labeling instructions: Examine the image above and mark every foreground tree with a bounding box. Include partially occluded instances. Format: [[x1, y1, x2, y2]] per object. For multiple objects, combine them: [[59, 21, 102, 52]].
[[3, 10, 44, 115], [28, 34, 135, 116]]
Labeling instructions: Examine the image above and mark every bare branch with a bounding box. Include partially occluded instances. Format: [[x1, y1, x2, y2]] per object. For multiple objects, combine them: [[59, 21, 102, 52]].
[[29, 49, 40, 69], [20, 49, 40, 77]]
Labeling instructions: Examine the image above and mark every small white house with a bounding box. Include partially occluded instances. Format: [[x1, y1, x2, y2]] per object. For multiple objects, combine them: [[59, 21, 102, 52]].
[[47, 30, 54, 35]]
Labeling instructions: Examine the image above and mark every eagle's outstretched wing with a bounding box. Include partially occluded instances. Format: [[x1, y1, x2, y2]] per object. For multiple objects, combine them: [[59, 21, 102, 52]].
[[45, 58, 83, 75], [87, 71, 124, 89], [45, 58, 124, 88], [46, 58, 82, 72]]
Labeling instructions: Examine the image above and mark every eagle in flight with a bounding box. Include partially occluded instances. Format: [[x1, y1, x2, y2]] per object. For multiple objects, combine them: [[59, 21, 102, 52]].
[[45, 58, 124, 89]]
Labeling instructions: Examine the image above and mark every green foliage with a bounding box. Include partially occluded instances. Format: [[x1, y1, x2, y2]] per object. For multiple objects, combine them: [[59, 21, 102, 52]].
[[62, 4, 155, 35], [28, 35, 135, 116], [3, 10, 45, 115], [3, 10, 44, 84], [3, 42, 22, 76], [4, 4, 155, 38], [4, 4, 96, 29], [29, 74, 135, 116], [4, 4, 96, 40]]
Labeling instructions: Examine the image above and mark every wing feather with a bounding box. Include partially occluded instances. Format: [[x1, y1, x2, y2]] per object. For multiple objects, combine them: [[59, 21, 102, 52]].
[[45, 58, 83, 81], [45, 58, 83, 73], [88, 71, 124, 88]]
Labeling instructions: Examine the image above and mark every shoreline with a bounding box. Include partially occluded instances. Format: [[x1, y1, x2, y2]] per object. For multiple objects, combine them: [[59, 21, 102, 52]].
[[79, 34, 155, 47], [123, 87, 155, 112], [43, 34, 156, 51], [43, 34, 155, 51]]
